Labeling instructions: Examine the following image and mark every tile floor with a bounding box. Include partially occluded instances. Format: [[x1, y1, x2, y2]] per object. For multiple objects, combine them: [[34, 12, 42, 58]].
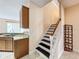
[[60, 51, 79, 59], [0, 51, 79, 59], [21, 51, 79, 59], [0, 52, 14, 59], [20, 51, 44, 59]]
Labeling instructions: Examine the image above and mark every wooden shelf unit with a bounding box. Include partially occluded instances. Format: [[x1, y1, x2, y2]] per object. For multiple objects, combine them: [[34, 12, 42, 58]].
[[64, 25, 73, 52]]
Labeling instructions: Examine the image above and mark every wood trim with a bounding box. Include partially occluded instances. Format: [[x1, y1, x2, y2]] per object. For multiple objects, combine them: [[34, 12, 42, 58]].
[[0, 50, 13, 52]]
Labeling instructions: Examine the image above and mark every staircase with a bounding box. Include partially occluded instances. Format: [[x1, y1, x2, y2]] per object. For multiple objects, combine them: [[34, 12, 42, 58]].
[[36, 19, 61, 59]]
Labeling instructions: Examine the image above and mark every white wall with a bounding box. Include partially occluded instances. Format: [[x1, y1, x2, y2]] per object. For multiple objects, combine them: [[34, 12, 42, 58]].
[[65, 4, 79, 52], [0, 19, 7, 33], [53, 20, 62, 59], [0, 18, 19, 33], [29, 2, 44, 53]]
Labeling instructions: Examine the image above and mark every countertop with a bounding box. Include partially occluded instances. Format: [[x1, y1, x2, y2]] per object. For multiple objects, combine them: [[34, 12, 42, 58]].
[[13, 35, 29, 40], [0, 33, 29, 40]]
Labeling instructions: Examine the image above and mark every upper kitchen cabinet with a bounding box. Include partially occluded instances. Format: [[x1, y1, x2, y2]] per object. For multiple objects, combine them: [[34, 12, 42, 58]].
[[20, 0, 29, 28], [21, 6, 29, 28]]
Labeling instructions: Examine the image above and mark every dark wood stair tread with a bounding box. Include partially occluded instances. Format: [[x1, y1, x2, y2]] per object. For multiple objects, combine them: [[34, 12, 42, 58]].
[[46, 33, 53, 35], [44, 36, 50, 38], [42, 39, 50, 43], [39, 43, 50, 49], [47, 30, 54, 32], [36, 47, 50, 58]]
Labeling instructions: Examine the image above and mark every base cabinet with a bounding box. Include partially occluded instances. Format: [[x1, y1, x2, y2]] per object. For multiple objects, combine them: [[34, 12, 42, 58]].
[[0, 37, 13, 52], [5, 40, 13, 51], [0, 37, 29, 59], [0, 40, 5, 51], [14, 38, 29, 59]]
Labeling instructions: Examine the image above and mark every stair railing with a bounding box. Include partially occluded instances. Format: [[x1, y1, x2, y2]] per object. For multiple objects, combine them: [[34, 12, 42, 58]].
[[49, 18, 61, 59]]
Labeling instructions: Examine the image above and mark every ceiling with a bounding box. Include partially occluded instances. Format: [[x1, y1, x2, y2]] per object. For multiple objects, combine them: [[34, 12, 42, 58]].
[[0, 0, 21, 20], [62, 0, 79, 8], [31, 0, 52, 7]]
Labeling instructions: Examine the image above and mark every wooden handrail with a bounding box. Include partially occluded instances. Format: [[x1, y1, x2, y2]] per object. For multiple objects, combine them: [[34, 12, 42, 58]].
[[51, 18, 61, 36]]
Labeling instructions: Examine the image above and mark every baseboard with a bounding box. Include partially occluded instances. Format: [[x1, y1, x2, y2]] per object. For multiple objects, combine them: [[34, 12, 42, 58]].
[[58, 50, 64, 59], [74, 49, 79, 53], [29, 50, 35, 55]]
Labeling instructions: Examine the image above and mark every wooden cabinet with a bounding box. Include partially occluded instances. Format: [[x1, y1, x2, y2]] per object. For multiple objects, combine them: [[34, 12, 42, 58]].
[[0, 37, 13, 52], [0, 37, 29, 59], [64, 25, 73, 52], [22, 6, 29, 28], [5, 40, 13, 51], [14, 38, 29, 59], [0, 40, 5, 51]]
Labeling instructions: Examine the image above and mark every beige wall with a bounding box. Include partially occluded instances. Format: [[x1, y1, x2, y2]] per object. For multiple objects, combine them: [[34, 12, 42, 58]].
[[29, 2, 44, 53], [43, 1, 59, 31], [65, 4, 79, 52]]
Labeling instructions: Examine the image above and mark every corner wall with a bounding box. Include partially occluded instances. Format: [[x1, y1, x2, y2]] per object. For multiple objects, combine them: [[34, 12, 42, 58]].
[[65, 4, 79, 52]]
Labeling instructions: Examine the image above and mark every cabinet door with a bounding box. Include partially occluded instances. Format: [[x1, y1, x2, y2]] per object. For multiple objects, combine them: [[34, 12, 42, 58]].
[[0, 37, 13, 52], [0, 40, 5, 50], [14, 38, 29, 59], [22, 6, 29, 28], [5, 40, 13, 52]]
